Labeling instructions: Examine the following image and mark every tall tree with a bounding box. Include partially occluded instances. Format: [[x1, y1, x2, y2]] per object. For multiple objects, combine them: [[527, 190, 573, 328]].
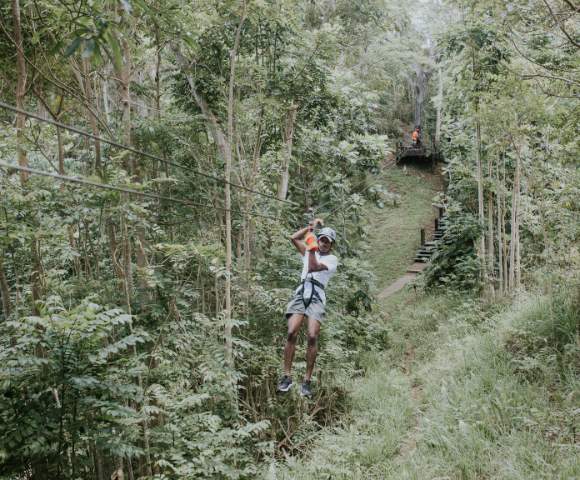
[[11, 0, 28, 184]]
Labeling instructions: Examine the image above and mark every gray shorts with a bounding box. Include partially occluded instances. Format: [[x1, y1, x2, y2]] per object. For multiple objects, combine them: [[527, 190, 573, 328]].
[[285, 291, 326, 323]]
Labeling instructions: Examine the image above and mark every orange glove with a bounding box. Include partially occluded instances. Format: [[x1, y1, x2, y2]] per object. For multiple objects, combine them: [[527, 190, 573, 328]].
[[304, 231, 319, 251]]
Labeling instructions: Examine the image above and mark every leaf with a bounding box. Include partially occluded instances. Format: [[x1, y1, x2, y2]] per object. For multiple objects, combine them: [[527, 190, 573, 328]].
[[64, 37, 82, 57], [81, 39, 96, 59], [104, 30, 123, 73], [120, 0, 132, 14]]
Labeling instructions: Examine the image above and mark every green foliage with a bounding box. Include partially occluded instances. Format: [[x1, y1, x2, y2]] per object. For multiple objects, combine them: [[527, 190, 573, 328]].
[[0, 297, 146, 477], [398, 287, 580, 479], [424, 207, 482, 290], [505, 283, 580, 381], [141, 313, 272, 479], [427, 0, 579, 292]]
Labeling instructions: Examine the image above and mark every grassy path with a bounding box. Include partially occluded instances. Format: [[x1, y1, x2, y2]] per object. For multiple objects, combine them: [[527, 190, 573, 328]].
[[366, 163, 442, 290]]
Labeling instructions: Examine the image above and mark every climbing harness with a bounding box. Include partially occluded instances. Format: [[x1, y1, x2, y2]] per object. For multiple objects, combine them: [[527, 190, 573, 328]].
[[298, 274, 325, 308]]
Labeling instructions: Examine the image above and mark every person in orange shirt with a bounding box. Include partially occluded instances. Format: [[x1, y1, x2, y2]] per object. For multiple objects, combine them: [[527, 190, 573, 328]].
[[412, 126, 421, 146]]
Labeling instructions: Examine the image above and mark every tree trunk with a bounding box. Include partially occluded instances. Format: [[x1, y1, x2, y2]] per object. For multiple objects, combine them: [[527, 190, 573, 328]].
[[120, 38, 133, 174], [107, 221, 124, 279], [70, 59, 102, 175], [30, 239, 42, 315], [245, 109, 264, 273], [277, 102, 298, 201], [224, 3, 247, 366], [12, 0, 28, 185], [501, 156, 509, 290], [90, 440, 105, 480], [0, 255, 11, 319], [175, 8, 245, 365], [496, 159, 504, 294], [114, 36, 150, 296], [126, 458, 134, 480], [154, 24, 163, 117], [508, 138, 521, 291], [474, 112, 486, 284], [134, 230, 150, 295], [435, 66, 443, 148], [82, 59, 102, 174], [102, 70, 111, 125], [487, 156, 495, 292], [121, 210, 133, 313], [68, 226, 80, 278], [515, 218, 521, 288], [56, 126, 65, 175]]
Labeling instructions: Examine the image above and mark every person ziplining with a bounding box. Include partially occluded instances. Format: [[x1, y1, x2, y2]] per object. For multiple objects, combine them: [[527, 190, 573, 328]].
[[277, 219, 338, 397]]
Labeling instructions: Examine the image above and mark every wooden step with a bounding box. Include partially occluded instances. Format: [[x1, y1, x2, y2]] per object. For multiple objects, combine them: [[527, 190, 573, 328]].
[[414, 257, 430, 263]]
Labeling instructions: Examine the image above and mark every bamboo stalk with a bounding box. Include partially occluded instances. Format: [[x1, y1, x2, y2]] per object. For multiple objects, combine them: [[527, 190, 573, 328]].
[[496, 158, 504, 294], [508, 135, 521, 291]]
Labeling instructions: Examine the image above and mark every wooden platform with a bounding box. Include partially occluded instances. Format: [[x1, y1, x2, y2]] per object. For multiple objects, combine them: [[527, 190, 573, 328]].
[[395, 143, 441, 166]]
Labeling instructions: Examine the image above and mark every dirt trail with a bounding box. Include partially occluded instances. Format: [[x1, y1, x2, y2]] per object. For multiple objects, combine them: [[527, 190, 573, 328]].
[[396, 344, 423, 461], [378, 262, 427, 299]]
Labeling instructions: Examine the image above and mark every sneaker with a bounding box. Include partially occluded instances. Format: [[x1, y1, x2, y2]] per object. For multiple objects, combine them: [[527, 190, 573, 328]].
[[300, 380, 313, 397], [277, 375, 293, 393]]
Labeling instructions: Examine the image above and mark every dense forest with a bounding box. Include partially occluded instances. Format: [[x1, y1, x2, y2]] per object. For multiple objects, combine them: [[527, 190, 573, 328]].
[[0, 0, 578, 479]]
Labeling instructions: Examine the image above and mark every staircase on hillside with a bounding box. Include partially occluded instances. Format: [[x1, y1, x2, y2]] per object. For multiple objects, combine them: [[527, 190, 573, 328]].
[[413, 209, 449, 264]]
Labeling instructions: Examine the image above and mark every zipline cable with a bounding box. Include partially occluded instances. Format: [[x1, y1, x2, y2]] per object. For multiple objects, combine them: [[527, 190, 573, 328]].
[[0, 161, 278, 221], [0, 101, 297, 206]]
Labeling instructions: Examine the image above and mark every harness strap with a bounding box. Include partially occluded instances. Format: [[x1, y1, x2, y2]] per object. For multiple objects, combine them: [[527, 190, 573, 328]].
[[301, 277, 325, 290], [298, 275, 325, 309]]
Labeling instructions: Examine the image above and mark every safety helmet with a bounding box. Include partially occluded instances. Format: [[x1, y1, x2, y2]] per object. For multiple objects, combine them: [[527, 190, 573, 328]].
[[317, 227, 336, 243]]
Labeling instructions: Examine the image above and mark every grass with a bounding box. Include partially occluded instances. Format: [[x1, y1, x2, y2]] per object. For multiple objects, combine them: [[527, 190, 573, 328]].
[[366, 164, 441, 289], [276, 367, 414, 480], [393, 290, 580, 479]]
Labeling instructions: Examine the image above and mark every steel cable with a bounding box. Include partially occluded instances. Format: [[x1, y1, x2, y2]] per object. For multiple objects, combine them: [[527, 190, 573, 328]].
[[0, 101, 297, 206], [0, 161, 278, 221]]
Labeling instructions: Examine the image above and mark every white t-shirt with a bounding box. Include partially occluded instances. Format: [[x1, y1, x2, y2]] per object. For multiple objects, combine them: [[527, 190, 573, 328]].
[[295, 252, 338, 304]]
